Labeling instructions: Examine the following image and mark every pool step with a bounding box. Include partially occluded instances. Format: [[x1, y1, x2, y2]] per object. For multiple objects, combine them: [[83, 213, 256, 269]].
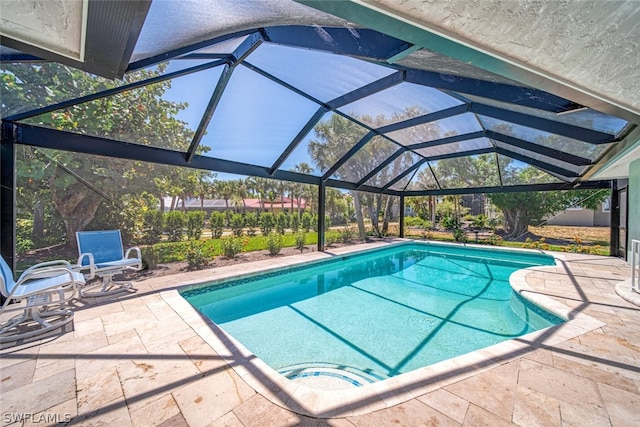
[[278, 362, 388, 390]]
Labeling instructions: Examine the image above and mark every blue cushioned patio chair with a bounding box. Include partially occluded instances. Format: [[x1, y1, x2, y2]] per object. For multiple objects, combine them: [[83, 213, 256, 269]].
[[1, 256, 83, 346], [76, 230, 142, 297]]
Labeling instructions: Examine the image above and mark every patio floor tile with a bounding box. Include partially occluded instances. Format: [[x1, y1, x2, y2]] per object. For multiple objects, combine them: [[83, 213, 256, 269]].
[[517, 359, 607, 418], [77, 366, 124, 414], [173, 370, 255, 427], [0, 357, 35, 390], [598, 382, 640, 427], [233, 394, 302, 427], [462, 404, 513, 427], [129, 393, 182, 427], [348, 398, 460, 427], [1, 246, 637, 426], [445, 361, 519, 422], [511, 384, 560, 427], [417, 388, 470, 424], [1, 368, 76, 417]]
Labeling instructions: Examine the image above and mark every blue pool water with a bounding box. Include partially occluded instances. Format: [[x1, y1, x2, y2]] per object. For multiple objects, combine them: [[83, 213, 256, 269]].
[[182, 243, 562, 384]]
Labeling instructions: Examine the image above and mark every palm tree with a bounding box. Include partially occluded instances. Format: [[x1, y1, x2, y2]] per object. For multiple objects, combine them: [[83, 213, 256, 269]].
[[277, 180, 286, 212], [292, 162, 313, 217], [266, 189, 278, 214], [246, 176, 268, 212], [235, 179, 248, 212], [214, 180, 233, 225]]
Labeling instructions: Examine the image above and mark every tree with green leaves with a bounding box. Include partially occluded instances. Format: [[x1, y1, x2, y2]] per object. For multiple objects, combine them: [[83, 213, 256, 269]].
[[309, 111, 436, 238], [430, 152, 609, 238], [3, 62, 200, 245], [291, 163, 314, 217]]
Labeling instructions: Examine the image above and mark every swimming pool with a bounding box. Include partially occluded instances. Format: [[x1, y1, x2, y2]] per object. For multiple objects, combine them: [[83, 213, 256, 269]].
[[181, 242, 562, 388]]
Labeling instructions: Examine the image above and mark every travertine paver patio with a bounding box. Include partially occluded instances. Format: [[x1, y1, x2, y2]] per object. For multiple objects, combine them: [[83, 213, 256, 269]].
[[1, 241, 638, 426]]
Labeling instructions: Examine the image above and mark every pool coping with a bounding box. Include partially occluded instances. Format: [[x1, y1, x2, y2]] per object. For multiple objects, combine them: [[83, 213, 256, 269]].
[[162, 240, 605, 418]]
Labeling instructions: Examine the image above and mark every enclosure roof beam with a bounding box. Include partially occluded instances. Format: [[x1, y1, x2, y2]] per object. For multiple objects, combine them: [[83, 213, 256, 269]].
[[185, 64, 234, 163], [376, 104, 470, 134], [262, 26, 412, 61], [404, 69, 574, 113], [495, 146, 580, 179], [382, 158, 427, 191], [356, 150, 404, 188], [403, 131, 485, 151], [402, 180, 611, 196], [321, 131, 375, 180], [425, 147, 495, 162], [486, 130, 593, 166], [12, 123, 403, 195], [470, 103, 616, 144], [3, 59, 229, 122], [269, 106, 330, 175], [326, 71, 405, 109], [127, 29, 258, 72]]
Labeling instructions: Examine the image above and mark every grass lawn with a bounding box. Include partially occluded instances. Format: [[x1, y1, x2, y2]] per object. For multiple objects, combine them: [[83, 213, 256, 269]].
[[406, 225, 611, 255]]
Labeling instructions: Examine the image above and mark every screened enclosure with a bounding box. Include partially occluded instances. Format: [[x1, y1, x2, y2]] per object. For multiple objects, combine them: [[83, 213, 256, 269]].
[[1, 1, 638, 266]]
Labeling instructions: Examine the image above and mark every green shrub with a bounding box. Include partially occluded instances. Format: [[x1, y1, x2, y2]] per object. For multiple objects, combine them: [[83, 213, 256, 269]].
[[230, 213, 245, 237], [471, 215, 487, 230], [295, 231, 306, 253], [325, 230, 340, 247], [186, 210, 206, 240], [301, 212, 312, 232], [440, 215, 458, 230], [164, 211, 187, 242], [486, 233, 503, 246], [260, 212, 275, 235], [290, 214, 300, 232], [404, 216, 425, 228], [245, 212, 258, 237], [340, 226, 356, 243], [488, 217, 501, 230], [209, 211, 225, 239], [452, 226, 468, 243], [265, 232, 283, 256], [16, 218, 34, 256], [142, 209, 164, 244], [275, 213, 289, 234], [221, 236, 245, 258], [184, 240, 213, 269]]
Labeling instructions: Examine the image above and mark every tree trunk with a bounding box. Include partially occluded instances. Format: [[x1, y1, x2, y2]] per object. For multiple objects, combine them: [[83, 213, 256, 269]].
[[351, 191, 366, 240], [32, 200, 45, 245], [502, 208, 529, 239], [224, 200, 230, 225], [382, 195, 394, 235], [430, 196, 436, 226], [366, 194, 380, 237], [51, 182, 103, 247]]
